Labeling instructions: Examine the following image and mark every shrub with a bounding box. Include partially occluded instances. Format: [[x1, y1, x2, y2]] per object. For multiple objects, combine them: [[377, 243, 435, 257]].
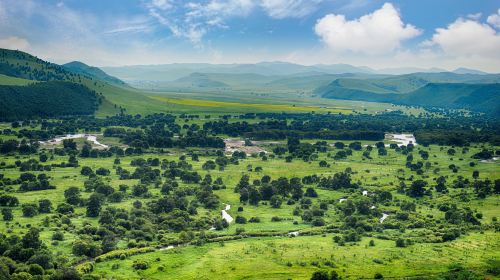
[[235, 216, 247, 224], [52, 231, 64, 241], [395, 238, 406, 248], [132, 260, 149, 270], [249, 217, 261, 223]]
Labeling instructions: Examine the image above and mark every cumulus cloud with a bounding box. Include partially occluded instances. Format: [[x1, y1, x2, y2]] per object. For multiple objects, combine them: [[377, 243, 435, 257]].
[[424, 16, 500, 58], [314, 3, 421, 55], [0, 36, 30, 50], [487, 9, 500, 29]]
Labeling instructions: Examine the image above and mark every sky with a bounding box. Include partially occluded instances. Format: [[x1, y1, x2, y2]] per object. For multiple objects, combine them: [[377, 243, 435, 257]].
[[0, 0, 499, 72]]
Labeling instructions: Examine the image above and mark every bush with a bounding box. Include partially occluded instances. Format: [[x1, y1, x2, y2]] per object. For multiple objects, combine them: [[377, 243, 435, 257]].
[[96, 168, 110, 176], [249, 217, 261, 223], [311, 271, 329, 280], [52, 231, 64, 241], [235, 216, 247, 224], [22, 203, 38, 217], [270, 195, 282, 208], [395, 238, 406, 248], [132, 260, 149, 270]]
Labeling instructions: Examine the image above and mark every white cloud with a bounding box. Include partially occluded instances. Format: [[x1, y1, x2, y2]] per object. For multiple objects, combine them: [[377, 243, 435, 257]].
[[0, 36, 30, 50], [151, 0, 173, 10], [314, 3, 421, 55], [467, 13, 482, 21], [148, 0, 325, 43], [487, 9, 500, 29], [260, 0, 324, 19], [425, 17, 500, 58]]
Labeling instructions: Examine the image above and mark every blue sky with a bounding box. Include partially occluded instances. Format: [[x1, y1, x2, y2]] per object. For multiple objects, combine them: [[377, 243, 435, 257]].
[[0, 0, 499, 71]]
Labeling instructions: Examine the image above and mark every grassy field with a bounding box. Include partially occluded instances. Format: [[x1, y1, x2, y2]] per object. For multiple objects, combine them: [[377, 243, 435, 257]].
[[148, 96, 352, 114], [0, 126, 498, 278], [0, 74, 36, 86], [91, 231, 500, 280]]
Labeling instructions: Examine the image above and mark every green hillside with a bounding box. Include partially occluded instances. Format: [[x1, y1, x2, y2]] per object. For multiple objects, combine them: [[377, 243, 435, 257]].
[[401, 83, 500, 115], [63, 61, 127, 86], [0, 74, 34, 86], [0, 48, 167, 116], [0, 81, 100, 120], [318, 80, 500, 116]]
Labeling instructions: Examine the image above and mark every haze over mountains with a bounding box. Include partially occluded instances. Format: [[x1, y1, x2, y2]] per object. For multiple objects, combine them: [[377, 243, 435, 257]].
[[0, 48, 499, 119], [102, 62, 493, 83]]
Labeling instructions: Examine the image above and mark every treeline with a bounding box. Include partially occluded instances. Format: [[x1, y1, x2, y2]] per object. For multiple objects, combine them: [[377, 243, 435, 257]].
[[0, 82, 101, 121], [104, 127, 224, 149], [202, 112, 499, 145], [415, 129, 500, 146], [0, 48, 78, 82]]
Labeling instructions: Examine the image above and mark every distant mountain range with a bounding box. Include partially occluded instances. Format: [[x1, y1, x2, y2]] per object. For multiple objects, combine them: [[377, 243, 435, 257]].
[[0, 47, 498, 118], [103, 61, 495, 83], [317, 80, 500, 116]]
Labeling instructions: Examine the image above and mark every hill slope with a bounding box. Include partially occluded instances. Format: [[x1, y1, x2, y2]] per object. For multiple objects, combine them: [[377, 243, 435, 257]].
[[0, 81, 101, 120], [63, 61, 127, 86], [400, 83, 500, 115], [318, 80, 500, 116], [0, 48, 173, 116]]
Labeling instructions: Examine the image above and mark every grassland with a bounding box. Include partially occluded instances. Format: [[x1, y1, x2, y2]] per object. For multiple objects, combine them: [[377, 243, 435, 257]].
[[148, 96, 352, 114], [0, 123, 498, 279], [91, 232, 500, 280], [0, 74, 35, 86]]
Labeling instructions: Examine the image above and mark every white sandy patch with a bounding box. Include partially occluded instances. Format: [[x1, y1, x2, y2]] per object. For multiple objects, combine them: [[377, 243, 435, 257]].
[[385, 133, 417, 146], [222, 204, 233, 223], [380, 213, 389, 223], [40, 134, 109, 149]]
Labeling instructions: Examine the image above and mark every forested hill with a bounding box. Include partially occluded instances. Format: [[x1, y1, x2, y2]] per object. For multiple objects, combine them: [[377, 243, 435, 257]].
[[0, 48, 81, 82], [63, 61, 127, 86], [0, 81, 101, 121], [400, 83, 500, 116], [318, 81, 500, 116]]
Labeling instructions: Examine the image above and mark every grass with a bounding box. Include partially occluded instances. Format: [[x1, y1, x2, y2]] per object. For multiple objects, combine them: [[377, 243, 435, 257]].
[[0, 74, 36, 86], [90, 231, 500, 280], [0, 128, 498, 279], [149, 96, 352, 114]]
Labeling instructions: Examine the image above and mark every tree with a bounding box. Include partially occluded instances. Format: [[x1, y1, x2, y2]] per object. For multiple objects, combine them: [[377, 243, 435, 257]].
[[64, 187, 81, 205], [86, 193, 103, 217], [270, 195, 282, 208], [39, 153, 48, 162], [472, 170, 479, 179], [395, 238, 406, 247], [408, 180, 427, 197], [22, 228, 42, 249], [63, 139, 77, 150], [95, 167, 110, 176], [56, 203, 74, 214], [80, 166, 93, 176], [22, 203, 38, 217], [202, 160, 216, 170], [38, 199, 52, 213], [235, 216, 247, 224], [311, 271, 329, 280], [2, 208, 13, 221]]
